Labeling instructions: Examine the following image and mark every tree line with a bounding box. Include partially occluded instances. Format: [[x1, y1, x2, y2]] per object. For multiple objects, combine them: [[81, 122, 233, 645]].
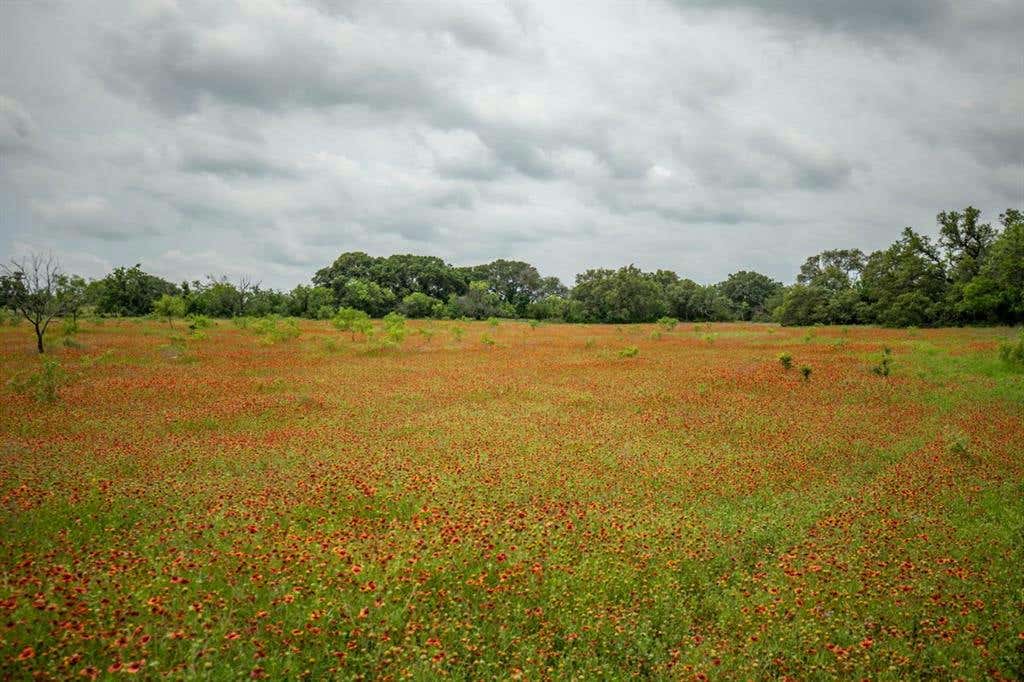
[[2, 206, 1022, 351]]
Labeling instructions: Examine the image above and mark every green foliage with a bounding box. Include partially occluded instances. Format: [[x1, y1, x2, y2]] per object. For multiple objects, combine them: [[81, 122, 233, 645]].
[[778, 352, 793, 370], [153, 294, 187, 327], [572, 265, 668, 323], [381, 312, 408, 346], [656, 316, 678, 331], [872, 346, 894, 376], [449, 325, 465, 342], [332, 307, 373, 341], [251, 316, 300, 345], [480, 333, 496, 347], [717, 270, 783, 321], [800, 365, 812, 382], [486, 317, 500, 327], [528, 319, 541, 329], [617, 345, 639, 358], [339, 278, 396, 318], [399, 292, 442, 318], [667, 279, 733, 322], [94, 264, 178, 317], [998, 331, 1024, 371], [9, 356, 67, 403]]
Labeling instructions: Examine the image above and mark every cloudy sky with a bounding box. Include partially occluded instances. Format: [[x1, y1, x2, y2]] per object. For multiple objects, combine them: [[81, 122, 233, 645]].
[[1, 0, 1021, 289]]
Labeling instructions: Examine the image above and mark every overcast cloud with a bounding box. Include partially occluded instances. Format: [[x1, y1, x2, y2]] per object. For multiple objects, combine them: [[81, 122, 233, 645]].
[[1, 0, 1021, 288]]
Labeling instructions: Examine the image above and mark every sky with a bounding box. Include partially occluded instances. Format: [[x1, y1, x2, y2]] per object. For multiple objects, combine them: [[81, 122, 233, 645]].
[[1, 0, 1021, 290]]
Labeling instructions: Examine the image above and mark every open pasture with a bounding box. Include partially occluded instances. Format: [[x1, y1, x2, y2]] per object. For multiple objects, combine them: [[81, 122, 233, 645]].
[[1, 320, 1022, 679]]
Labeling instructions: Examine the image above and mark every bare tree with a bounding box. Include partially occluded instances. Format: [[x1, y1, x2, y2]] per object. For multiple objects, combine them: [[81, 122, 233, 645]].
[[1, 254, 79, 353], [236, 276, 260, 316]]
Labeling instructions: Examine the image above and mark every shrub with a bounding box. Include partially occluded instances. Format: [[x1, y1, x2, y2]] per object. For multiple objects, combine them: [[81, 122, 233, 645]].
[[778, 352, 793, 370], [153, 294, 187, 327], [450, 326, 465, 343], [252, 316, 300, 345], [481, 333, 496, 347], [381, 312, 408, 346], [999, 331, 1024, 371], [486, 317, 501, 328], [528, 319, 541, 329], [657, 316, 678, 331], [618, 346, 639, 358], [871, 346, 893, 376], [189, 315, 213, 329], [9, 356, 67, 404], [332, 307, 373, 341], [800, 365, 812, 382], [61, 317, 79, 338]]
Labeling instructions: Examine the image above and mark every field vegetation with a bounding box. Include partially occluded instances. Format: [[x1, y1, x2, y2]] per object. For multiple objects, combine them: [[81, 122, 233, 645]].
[[2, 318, 1022, 679]]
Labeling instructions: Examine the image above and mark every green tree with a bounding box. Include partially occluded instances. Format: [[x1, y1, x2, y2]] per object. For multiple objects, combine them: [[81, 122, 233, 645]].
[[338, 278, 396, 317], [860, 228, 948, 326], [153, 294, 187, 328], [965, 210, 1024, 323], [666, 280, 732, 321], [95, 264, 178, 316], [448, 280, 506, 319], [717, 271, 783, 321], [572, 266, 668, 323], [462, 259, 543, 315], [399, 292, 442, 318]]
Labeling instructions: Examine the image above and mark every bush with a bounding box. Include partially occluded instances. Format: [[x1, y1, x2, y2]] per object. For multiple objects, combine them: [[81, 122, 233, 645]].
[[332, 307, 373, 340], [188, 315, 213, 333], [617, 346, 639, 358], [657, 316, 678, 331], [399, 292, 442, 319], [381, 312, 408, 346], [871, 346, 893, 376], [800, 365, 812, 382], [252, 316, 300, 345], [999, 331, 1024, 371], [153, 294, 187, 327], [9, 356, 67, 404], [778, 352, 793, 370]]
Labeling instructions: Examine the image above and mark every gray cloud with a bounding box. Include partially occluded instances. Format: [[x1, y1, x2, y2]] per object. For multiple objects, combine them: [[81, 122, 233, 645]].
[[0, 0, 1020, 288]]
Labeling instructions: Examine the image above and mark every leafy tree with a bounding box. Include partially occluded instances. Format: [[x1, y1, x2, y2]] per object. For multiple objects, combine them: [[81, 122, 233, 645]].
[[338, 278, 396, 317], [189, 279, 243, 318], [370, 254, 465, 302], [717, 271, 783, 321], [797, 249, 865, 287], [399, 292, 442, 318], [666, 280, 732, 321], [313, 252, 379, 301], [937, 207, 997, 283], [966, 210, 1024, 323], [95, 264, 178, 316], [774, 285, 830, 326], [462, 259, 543, 315], [572, 266, 667, 323], [1, 254, 82, 353], [447, 280, 507, 320], [153, 294, 187, 327], [57, 274, 89, 323], [860, 228, 947, 326], [538, 276, 569, 299], [287, 285, 334, 319]]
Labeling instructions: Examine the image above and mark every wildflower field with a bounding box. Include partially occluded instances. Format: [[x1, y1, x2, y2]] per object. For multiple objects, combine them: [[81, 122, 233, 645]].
[[1, 319, 1022, 680]]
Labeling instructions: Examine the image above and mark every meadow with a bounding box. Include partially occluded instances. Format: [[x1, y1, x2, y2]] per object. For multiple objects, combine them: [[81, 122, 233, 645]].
[[1, 319, 1022, 679]]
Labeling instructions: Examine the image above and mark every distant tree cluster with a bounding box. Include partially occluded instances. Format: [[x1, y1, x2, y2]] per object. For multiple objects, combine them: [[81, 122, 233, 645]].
[[776, 208, 1023, 326], [3, 207, 1022, 353]]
